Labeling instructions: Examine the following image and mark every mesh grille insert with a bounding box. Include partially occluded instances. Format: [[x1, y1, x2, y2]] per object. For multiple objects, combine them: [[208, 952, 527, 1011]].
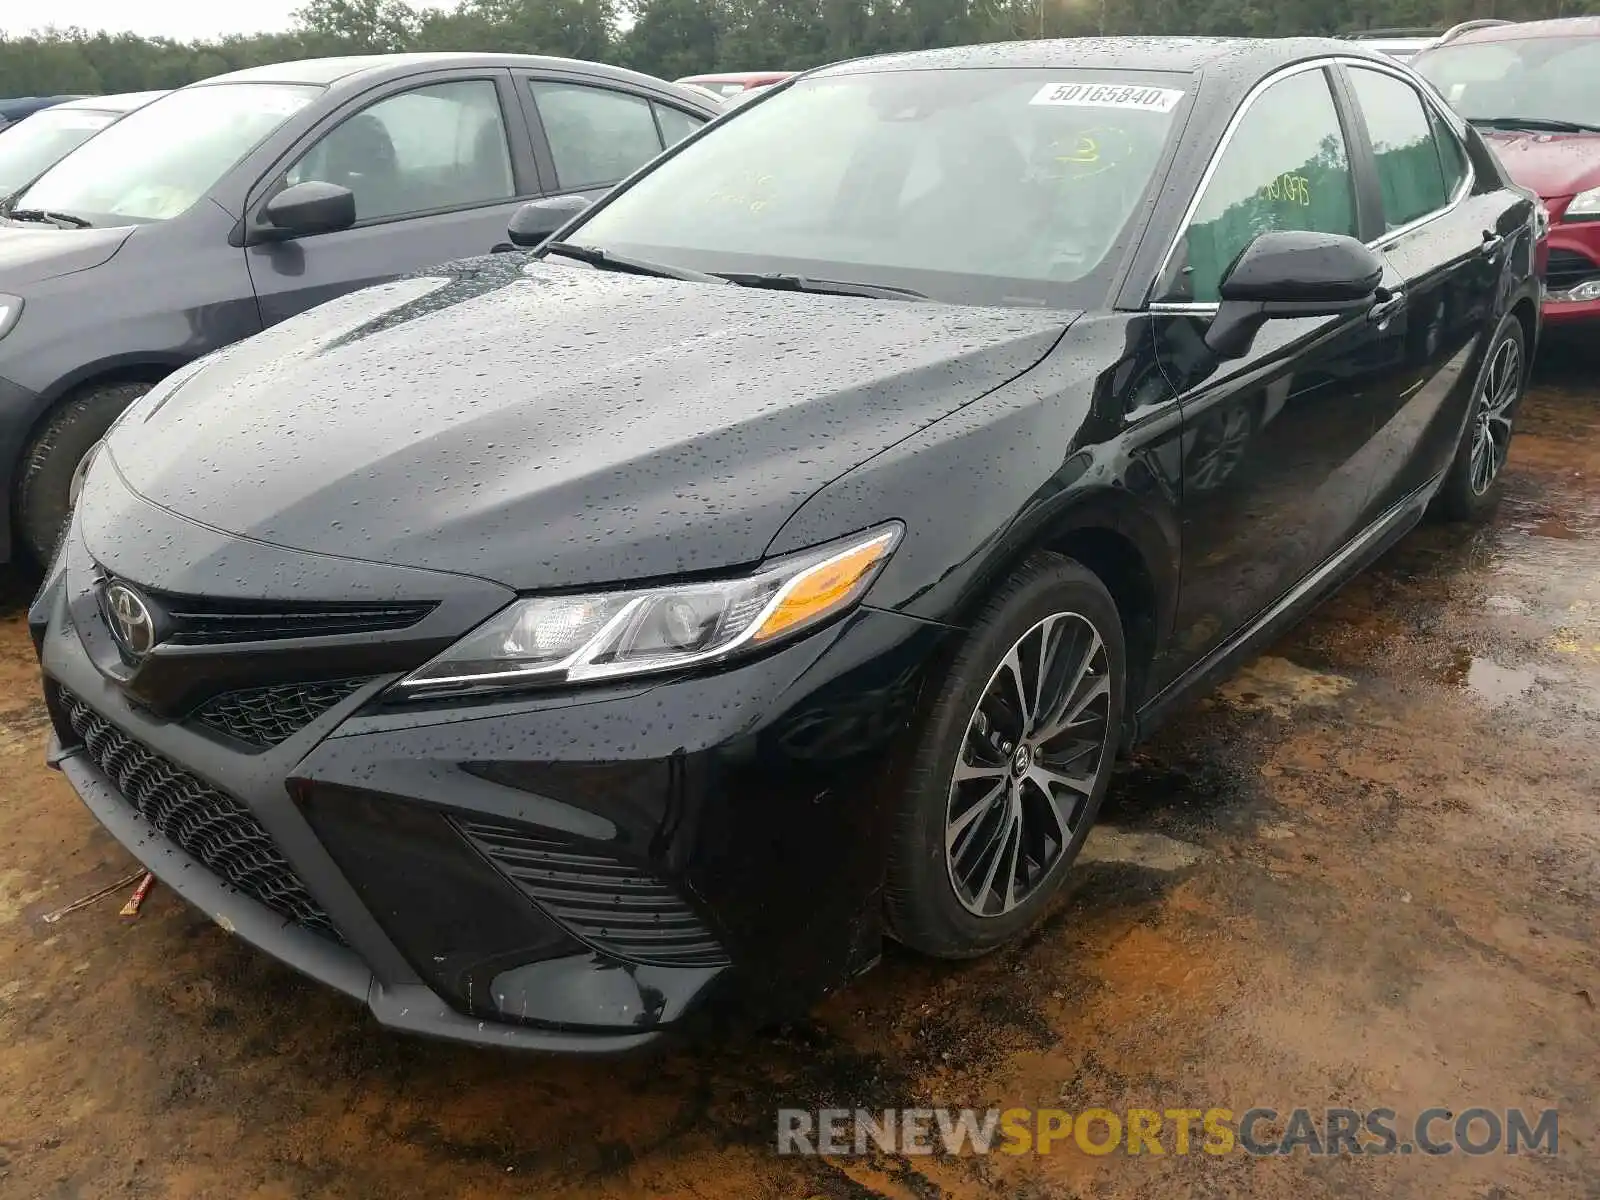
[[456, 818, 729, 968], [190, 679, 368, 749], [1546, 248, 1599, 291], [57, 688, 342, 943]]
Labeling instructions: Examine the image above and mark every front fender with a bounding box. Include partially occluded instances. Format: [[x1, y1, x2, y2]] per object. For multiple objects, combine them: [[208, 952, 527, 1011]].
[[765, 313, 1183, 653]]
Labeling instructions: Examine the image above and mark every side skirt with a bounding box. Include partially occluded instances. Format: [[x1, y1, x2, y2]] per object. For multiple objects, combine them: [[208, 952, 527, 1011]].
[[1129, 473, 1440, 743]]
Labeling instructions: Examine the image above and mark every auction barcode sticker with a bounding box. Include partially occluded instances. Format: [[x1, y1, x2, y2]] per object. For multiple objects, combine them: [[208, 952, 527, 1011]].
[[1029, 82, 1185, 112]]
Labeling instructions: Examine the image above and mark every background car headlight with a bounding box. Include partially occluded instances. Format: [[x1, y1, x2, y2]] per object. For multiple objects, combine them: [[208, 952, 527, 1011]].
[[1563, 187, 1600, 220], [0, 294, 22, 340], [396, 523, 903, 695]]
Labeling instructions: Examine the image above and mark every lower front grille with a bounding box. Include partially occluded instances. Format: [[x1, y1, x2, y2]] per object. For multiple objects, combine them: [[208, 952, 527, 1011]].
[[56, 687, 342, 943], [189, 679, 369, 749], [1546, 247, 1600, 292], [456, 818, 730, 968]]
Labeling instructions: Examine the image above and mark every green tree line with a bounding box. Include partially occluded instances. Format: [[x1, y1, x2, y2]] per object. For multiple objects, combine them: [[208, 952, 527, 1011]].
[[2, 0, 1595, 97]]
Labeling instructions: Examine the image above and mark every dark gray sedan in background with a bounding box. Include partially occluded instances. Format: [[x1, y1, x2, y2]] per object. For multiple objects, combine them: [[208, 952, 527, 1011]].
[[0, 53, 717, 564]]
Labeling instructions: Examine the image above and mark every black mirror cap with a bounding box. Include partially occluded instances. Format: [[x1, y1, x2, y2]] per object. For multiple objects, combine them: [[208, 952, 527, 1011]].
[[508, 195, 592, 248], [264, 180, 356, 237], [1218, 230, 1383, 305]]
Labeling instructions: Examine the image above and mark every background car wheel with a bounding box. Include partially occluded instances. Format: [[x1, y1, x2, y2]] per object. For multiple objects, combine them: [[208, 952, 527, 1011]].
[[1431, 314, 1525, 523], [885, 552, 1126, 959], [15, 381, 152, 565]]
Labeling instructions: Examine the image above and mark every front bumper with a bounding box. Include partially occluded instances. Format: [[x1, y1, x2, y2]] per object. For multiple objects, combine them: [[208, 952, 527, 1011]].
[[36, 492, 953, 1051], [1540, 221, 1600, 325]]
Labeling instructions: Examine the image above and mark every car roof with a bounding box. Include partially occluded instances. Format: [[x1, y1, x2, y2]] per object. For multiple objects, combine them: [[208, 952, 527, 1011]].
[[1442, 15, 1600, 45], [51, 90, 168, 114], [814, 36, 1382, 81], [678, 72, 792, 82], [194, 52, 685, 91]]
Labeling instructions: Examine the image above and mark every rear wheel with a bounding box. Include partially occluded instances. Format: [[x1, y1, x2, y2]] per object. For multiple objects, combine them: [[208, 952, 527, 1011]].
[[1432, 315, 1525, 523], [885, 553, 1126, 958], [14, 381, 152, 564]]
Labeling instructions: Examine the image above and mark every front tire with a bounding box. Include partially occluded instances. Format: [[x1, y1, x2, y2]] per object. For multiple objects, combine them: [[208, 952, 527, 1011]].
[[1432, 314, 1525, 523], [885, 553, 1126, 958], [15, 381, 152, 565]]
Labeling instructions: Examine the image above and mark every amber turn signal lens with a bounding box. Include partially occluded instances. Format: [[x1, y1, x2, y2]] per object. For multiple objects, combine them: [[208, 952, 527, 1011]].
[[752, 528, 899, 643]]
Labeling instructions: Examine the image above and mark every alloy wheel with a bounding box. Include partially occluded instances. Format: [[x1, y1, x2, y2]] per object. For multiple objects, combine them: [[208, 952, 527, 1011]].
[[944, 611, 1113, 917], [1469, 335, 1520, 496]]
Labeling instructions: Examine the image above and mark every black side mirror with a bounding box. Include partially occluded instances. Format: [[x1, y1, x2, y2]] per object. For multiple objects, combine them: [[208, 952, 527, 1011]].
[[508, 195, 591, 248], [263, 181, 356, 238], [1205, 230, 1384, 360]]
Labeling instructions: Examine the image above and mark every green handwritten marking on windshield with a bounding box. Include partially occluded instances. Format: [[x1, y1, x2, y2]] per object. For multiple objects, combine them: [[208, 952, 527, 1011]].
[[1043, 127, 1134, 182], [1057, 134, 1099, 164]]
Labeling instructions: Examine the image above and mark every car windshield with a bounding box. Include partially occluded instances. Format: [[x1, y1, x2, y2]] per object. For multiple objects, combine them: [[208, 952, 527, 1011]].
[[0, 106, 119, 197], [13, 82, 321, 225], [567, 67, 1189, 308], [1413, 36, 1600, 128]]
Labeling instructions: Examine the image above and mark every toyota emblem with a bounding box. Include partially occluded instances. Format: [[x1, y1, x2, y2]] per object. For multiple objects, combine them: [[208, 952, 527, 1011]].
[[104, 583, 156, 657]]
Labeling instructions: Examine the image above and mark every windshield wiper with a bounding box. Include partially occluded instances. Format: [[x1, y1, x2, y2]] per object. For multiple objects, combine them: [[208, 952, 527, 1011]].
[[718, 272, 928, 301], [7, 208, 92, 229], [539, 241, 727, 284], [1472, 116, 1600, 134]]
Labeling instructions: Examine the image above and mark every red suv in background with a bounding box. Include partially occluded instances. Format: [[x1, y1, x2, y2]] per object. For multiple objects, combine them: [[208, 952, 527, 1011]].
[[1414, 18, 1600, 326], [674, 71, 795, 100]]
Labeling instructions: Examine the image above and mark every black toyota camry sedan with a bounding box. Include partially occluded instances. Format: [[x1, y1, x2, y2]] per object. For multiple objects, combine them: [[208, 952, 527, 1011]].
[[34, 37, 1540, 1052]]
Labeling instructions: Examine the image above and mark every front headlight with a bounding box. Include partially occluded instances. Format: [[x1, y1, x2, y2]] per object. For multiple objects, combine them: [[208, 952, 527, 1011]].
[[396, 523, 903, 696], [1564, 186, 1600, 220], [0, 294, 22, 340], [68, 439, 102, 507]]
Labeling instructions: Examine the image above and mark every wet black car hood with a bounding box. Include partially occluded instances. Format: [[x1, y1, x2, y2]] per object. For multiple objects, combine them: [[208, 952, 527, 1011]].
[[104, 257, 1074, 591]]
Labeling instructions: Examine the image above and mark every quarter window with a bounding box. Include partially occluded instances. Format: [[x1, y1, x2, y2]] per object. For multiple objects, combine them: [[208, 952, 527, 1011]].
[[1161, 69, 1357, 303], [529, 82, 673, 190], [654, 104, 704, 148], [286, 80, 514, 223], [1429, 106, 1470, 198], [1348, 68, 1450, 231]]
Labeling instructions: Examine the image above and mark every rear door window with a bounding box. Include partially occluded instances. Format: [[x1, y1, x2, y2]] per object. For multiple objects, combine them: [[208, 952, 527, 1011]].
[[528, 82, 667, 190], [1347, 68, 1450, 231]]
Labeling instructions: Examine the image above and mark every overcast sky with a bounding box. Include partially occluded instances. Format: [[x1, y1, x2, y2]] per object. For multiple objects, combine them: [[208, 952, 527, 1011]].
[[4, 0, 317, 41]]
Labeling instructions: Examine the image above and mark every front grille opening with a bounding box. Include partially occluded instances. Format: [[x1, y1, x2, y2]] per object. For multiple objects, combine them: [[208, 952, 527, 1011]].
[[56, 687, 343, 943], [1546, 248, 1600, 292], [94, 574, 434, 645], [189, 679, 370, 750], [455, 818, 730, 968]]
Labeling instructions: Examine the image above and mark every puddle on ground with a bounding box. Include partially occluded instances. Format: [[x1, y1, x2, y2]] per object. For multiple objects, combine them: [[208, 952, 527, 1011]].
[[1442, 648, 1539, 706]]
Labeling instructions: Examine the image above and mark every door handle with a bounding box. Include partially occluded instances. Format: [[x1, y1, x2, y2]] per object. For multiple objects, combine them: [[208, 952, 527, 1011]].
[[1368, 290, 1405, 325], [1481, 231, 1505, 258]]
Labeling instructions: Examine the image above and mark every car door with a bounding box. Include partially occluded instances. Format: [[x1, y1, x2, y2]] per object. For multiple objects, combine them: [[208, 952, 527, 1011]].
[[1339, 61, 1524, 517], [514, 73, 709, 206], [1147, 63, 1410, 683], [246, 71, 540, 326]]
